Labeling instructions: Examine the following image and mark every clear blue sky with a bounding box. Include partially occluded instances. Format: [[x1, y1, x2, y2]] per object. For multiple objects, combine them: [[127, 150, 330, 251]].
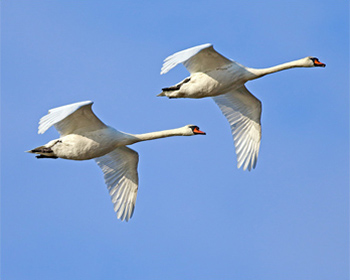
[[2, 1, 349, 279]]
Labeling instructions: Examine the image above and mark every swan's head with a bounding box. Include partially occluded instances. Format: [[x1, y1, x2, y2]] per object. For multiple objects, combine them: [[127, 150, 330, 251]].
[[184, 125, 206, 136], [307, 57, 326, 67]]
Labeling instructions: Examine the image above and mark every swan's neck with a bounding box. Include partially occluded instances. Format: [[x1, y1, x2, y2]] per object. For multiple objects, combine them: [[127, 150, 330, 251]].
[[127, 127, 186, 144], [246, 58, 309, 80]]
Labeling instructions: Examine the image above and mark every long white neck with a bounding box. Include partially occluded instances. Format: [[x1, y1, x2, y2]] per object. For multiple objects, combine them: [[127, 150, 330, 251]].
[[124, 127, 189, 144], [246, 57, 311, 80]]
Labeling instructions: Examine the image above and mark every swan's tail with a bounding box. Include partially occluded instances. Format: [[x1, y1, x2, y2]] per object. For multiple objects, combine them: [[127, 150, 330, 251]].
[[158, 77, 191, 98], [26, 146, 58, 159], [157, 85, 180, 97]]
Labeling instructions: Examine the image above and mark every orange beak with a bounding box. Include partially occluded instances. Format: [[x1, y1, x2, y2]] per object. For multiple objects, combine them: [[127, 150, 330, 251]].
[[314, 60, 326, 67], [193, 127, 206, 135]]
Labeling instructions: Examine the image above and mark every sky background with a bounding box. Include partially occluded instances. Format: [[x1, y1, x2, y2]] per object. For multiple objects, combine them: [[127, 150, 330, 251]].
[[1, 1, 349, 279]]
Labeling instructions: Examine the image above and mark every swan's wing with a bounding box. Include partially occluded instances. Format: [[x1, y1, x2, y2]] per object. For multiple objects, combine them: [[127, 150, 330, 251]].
[[212, 86, 262, 171], [95, 147, 139, 222], [161, 43, 232, 75], [38, 101, 107, 136]]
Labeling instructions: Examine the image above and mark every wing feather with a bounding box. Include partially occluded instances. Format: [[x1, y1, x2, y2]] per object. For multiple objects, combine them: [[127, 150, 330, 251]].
[[212, 86, 262, 171], [38, 101, 107, 136], [161, 43, 232, 74], [95, 147, 139, 222]]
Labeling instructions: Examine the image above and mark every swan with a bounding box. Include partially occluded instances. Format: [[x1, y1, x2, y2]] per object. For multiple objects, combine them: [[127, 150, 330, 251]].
[[27, 101, 206, 221], [158, 43, 326, 171]]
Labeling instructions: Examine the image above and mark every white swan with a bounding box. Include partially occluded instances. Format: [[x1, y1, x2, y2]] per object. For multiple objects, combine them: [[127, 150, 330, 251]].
[[158, 43, 326, 171], [27, 101, 206, 221]]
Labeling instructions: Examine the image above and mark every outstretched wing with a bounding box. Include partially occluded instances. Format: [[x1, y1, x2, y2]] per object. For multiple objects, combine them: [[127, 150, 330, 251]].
[[212, 86, 262, 171], [95, 147, 139, 222], [161, 43, 232, 75], [38, 101, 107, 136]]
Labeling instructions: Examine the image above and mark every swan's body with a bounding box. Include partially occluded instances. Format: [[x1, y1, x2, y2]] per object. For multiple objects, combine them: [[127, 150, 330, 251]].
[[159, 43, 326, 171], [27, 101, 206, 221]]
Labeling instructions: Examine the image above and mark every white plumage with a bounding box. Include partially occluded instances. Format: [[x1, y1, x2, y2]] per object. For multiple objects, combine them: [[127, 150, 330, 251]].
[[213, 86, 261, 171], [38, 101, 106, 135], [95, 147, 139, 222], [159, 43, 325, 171], [28, 101, 206, 221]]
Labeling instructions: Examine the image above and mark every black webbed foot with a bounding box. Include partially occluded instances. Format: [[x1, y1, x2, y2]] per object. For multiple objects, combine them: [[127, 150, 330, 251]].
[[36, 155, 58, 159]]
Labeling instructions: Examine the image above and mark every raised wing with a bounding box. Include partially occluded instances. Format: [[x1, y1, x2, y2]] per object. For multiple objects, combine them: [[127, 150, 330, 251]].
[[212, 86, 262, 171], [161, 43, 232, 75], [95, 147, 139, 222], [38, 101, 107, 136]]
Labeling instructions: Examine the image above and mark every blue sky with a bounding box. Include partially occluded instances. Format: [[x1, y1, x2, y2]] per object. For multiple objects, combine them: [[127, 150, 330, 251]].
[[1, 1, 349, 279]]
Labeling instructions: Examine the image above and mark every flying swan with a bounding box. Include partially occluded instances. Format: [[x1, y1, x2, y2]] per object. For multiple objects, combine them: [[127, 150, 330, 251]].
[[158, 43, 326, 171], [27, 101, 206, 221]]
